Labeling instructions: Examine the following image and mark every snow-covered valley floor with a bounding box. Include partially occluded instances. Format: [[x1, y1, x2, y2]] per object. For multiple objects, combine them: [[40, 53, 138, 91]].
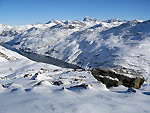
[[0, 45, 150, 113]]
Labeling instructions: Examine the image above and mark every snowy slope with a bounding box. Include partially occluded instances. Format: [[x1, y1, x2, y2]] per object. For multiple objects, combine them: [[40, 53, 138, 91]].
[[0, 43, 150, 113]]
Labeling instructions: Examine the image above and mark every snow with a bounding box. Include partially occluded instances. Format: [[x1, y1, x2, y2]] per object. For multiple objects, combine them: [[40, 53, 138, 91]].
[[0, 42, 150, 113], [0, 17, 150, 113]]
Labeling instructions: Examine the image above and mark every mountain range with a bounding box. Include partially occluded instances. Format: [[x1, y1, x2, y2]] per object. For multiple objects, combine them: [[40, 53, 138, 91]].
[[0, 17, 150, 78]]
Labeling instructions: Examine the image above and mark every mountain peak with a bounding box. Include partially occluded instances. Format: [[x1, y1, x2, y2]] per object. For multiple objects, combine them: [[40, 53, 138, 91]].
[[83, 16, 90, 21], [46, 19, 60, 24], [83, 16, 99, 22]]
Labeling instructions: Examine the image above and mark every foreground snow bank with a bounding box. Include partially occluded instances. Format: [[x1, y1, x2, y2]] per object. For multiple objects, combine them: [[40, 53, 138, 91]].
[[0, 85, 150, 113]]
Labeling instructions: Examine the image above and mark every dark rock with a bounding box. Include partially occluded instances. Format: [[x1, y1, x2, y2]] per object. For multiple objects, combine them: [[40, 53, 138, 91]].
[[52, 81, 63, 86], [73, 68, 85, 72], [0, 52, 11, 60], [68, 25, 75, 29], [91, 68, 145, 89], [24, 74, 32, 78], [0, 76, 8, 80], [40, 68, 48, 72], [70, 84, 89, 89], [74, 78, 83, 82], [79, 75, 87, 78], [53, 69, 60, 72], [2, 82, 13, 88]]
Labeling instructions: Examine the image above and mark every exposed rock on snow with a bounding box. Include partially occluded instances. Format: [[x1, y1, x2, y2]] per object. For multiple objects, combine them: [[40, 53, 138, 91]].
[[52, 81, 63, 86], [69, 83, 92, 89], [91, 68, 145, 89]]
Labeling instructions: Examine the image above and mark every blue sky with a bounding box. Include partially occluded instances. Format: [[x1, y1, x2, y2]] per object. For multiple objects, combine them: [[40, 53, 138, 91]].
[[0, 0, 149, 25]]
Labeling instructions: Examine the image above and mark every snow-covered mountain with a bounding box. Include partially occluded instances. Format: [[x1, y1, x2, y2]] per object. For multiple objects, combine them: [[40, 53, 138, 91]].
[[0, 17, 150, 79], [1, 17, 150, 113]]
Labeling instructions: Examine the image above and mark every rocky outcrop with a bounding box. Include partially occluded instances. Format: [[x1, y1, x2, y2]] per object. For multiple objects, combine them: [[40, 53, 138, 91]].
[[91, 68, 145, 89], [69, 84, 90, 89], [0, 52, 11, 60]]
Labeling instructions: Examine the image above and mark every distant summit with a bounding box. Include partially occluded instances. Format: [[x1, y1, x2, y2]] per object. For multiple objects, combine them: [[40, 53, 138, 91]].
[[46, 19, 61, 24], [83, 16, 99, 22]]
